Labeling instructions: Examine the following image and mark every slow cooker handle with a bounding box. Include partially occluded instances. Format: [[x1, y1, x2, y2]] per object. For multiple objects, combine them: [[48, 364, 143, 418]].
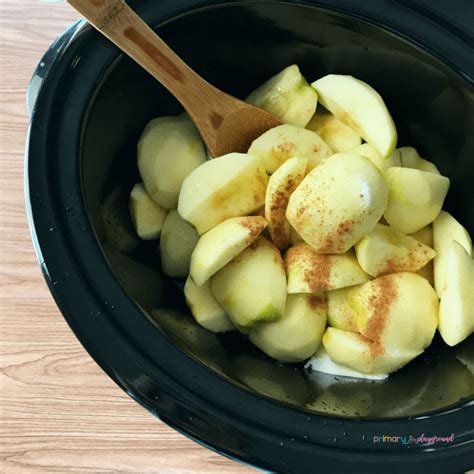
[[27, 19, 88, 118]]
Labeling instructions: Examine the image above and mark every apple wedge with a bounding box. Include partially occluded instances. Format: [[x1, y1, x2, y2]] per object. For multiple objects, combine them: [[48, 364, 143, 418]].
[[322, 327, 422, 375], [311, 75, 397, 157], [265, 156, 307, 249], [211, 236, 287, 328], [247, 123, 332, 173], [138, 116, 206, 209], [184, 277, 235, 333], [129, 183, 167, 240], [384, 167, 450, 234], [306, 108, 361, 152], [352, 272, 438, 352], [178, 153, 268, 234], [355, 223, 436, 277], [160, 210, 199, 278], [433, 210, 472, 296], [399, 146, 440, 175], [249, 294, 327, 362], [411, 225, 434, 284], [190, 216, 267, 286], [350, 144, 401, 173], [438, 241, 474, 346], [285, 243, 369, 293], [286, 153, 389, 253], [327, 285, 363, 333], [246, 64, 318, 128]]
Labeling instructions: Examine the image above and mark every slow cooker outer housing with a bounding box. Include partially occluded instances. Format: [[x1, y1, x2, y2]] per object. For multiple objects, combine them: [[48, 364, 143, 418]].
[[26, 0, 474, 472]]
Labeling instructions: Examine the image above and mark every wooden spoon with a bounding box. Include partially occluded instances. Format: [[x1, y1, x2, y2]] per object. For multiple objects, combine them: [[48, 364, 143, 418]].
[[67, 0, 281, 157]]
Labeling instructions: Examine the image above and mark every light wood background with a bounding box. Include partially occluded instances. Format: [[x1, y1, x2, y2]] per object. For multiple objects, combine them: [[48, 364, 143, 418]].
[[0, 1, 252, 472]]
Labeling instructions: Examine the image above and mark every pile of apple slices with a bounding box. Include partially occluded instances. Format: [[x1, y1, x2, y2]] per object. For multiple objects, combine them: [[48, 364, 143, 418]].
[[128, 65, 473, 378]]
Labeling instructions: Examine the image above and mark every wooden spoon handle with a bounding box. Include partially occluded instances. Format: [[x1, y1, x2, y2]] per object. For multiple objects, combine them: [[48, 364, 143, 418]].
[[67, 0, 224, 112]]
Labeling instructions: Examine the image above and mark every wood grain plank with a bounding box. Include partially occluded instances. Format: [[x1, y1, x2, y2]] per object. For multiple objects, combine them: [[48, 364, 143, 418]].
[[0, 1, 252, 472]]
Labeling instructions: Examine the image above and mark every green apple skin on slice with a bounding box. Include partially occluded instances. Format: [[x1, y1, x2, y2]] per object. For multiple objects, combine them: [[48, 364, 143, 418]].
[[284, 243, 369, 293], [183, 277, 235, 333], [306, 108, 362, 153], [138, 116, 206, 209], [265, 156, 307, 249], [129, 183, 168, 240], [398, 146, 440, 175], [433, 210, 472, 296], [190, 216, 267, 287], [438, 241, 474, 346], [384, 167, 450, 234], [178, 153, 268, 234], [322, 327, 422, 375], [246, 64, 318, 128], [355, 223, 436, 277], [352, 272, 438, 353], [249, 293, 327, 363], [327, 285, 364, 333], [410, 225, 435, 284], [160, 210, 199, 278], [350, 144, 401, 174], [286, 153, 388, 254], [247, 123, 332, 173], [311, 75, 397, 157], [211, 236, 287, 328]]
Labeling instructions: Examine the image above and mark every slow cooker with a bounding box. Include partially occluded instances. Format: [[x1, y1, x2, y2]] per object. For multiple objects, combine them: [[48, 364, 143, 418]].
[[26, 0, 474, 472]]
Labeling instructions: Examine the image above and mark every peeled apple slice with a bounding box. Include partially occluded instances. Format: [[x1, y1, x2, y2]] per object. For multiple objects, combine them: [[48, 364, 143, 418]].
[[246, 64, 318, 128], [286, 153, 389, 253], [350, 144, 401, 173], [190, 216, 267, 286], [355, 223, 436, 277], [211, 237, 287, 328], [265, 156, 307, 249], [352, 272, 438, 352], [183, 277, 235, 333], [129, 183, 167, 240], [138, 116, 206, 209], [311, 75, 397, 157], [384, 167, 450, 234], [399, 146, 440, 175], [438, 241, 474, 346], [327, 285, 363, 333], [247, 123, 332, 173], [322, 327, 422, 375], [178, 153, 268, 234], [285, 244, 369, 293], [160, 210, 199, 277], [433, 210, 472, 296], [249, 294, 327, 362], [306, 108, 362, 152], [410, 225, 434, 284]]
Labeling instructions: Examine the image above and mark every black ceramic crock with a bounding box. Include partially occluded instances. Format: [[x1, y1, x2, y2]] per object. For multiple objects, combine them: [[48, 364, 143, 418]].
[[26, 1, 474, 472]]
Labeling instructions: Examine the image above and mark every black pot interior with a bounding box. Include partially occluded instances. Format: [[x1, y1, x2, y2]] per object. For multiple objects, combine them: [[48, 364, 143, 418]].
[[81, 2, 474, 418]]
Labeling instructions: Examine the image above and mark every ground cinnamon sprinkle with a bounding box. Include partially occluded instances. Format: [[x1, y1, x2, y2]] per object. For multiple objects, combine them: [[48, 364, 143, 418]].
[[308, 293, 325, 309], [364, 275, 398, 345], [285, 243, 332, 292], [239, 216, 265, 236], [318, 219, 355, 253], [268, 176, 301, 249]]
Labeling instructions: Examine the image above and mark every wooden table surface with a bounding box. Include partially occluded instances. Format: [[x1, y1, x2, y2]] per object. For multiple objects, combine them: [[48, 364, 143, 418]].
[[0, 1, 252, 472]]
